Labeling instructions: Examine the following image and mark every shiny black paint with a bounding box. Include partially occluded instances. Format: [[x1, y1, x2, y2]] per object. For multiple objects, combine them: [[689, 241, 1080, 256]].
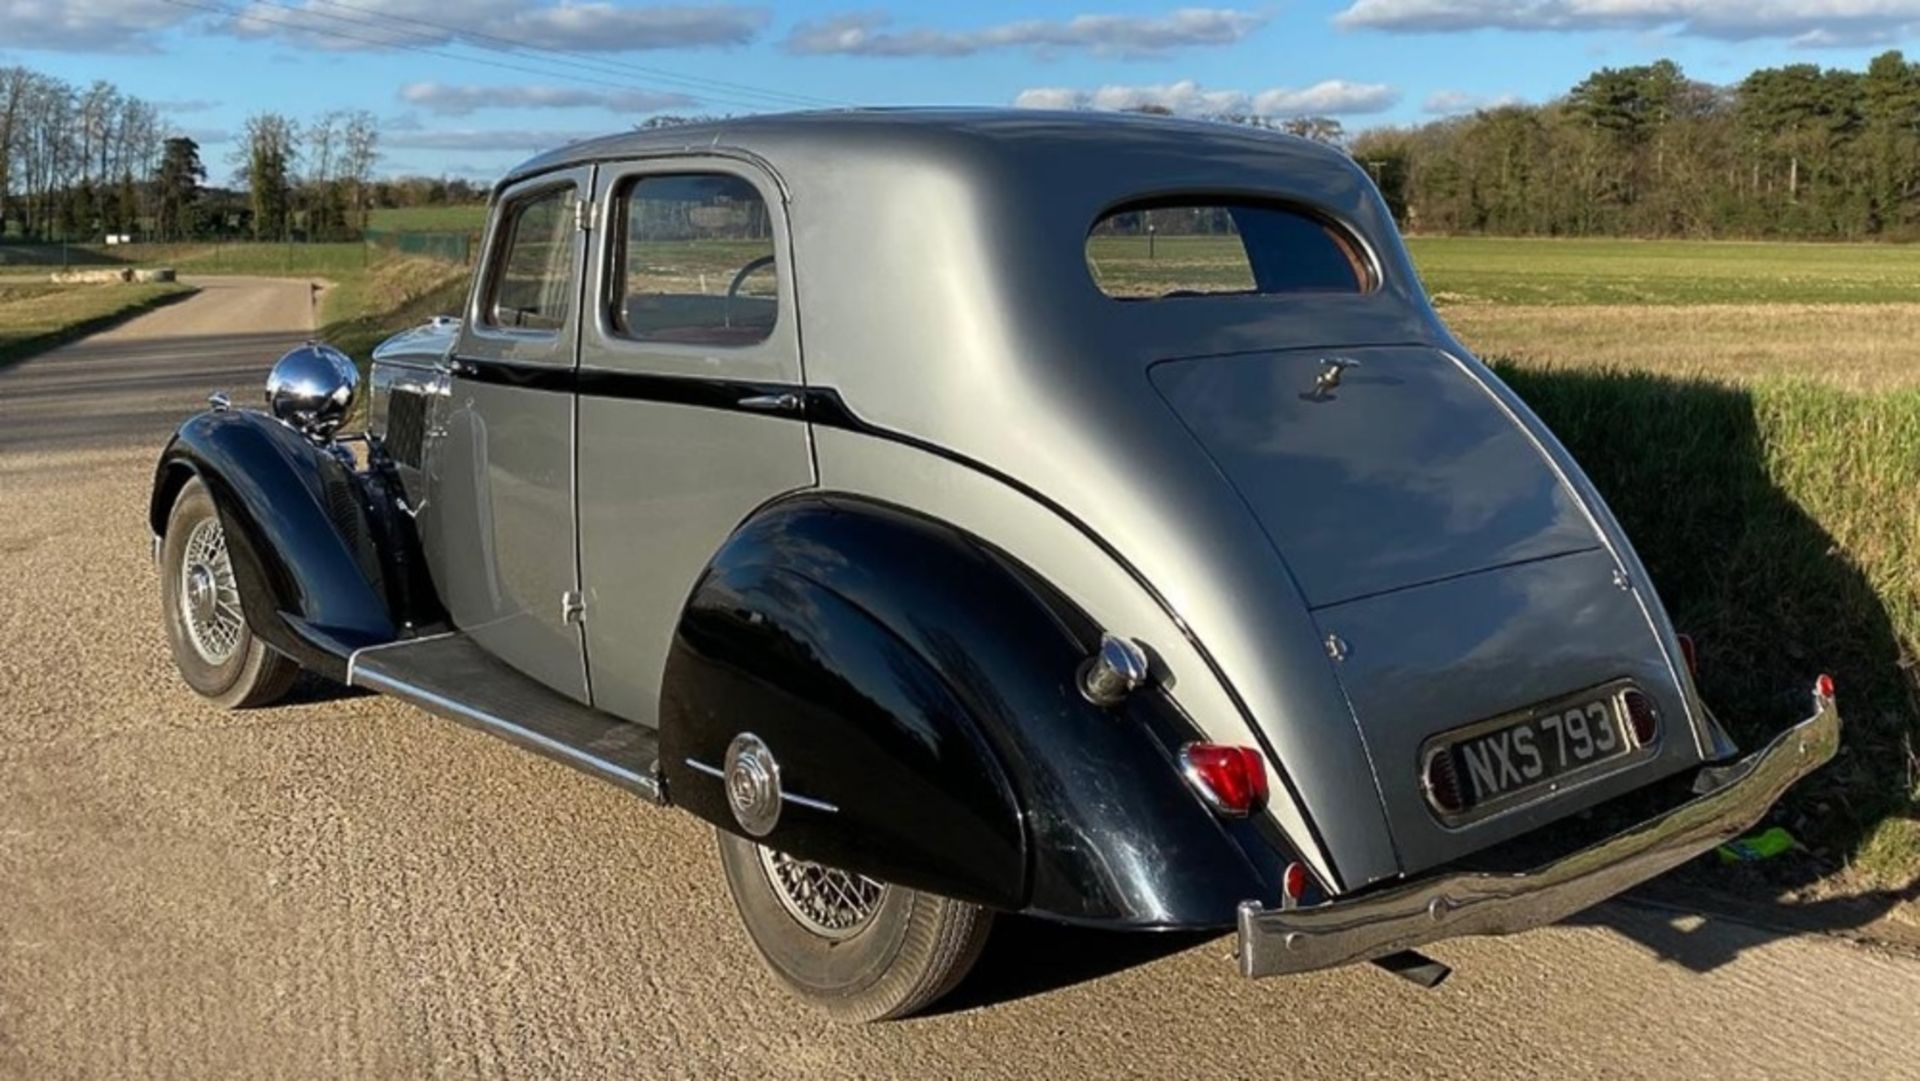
[[804, 384, 1344, 887], [150, 410, 435, 677], [660, 495, 1286, 928], [452, 354, 802, 413]]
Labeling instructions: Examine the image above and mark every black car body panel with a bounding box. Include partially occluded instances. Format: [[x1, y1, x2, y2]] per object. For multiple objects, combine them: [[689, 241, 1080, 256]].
[[660, 496, 1285, 926]]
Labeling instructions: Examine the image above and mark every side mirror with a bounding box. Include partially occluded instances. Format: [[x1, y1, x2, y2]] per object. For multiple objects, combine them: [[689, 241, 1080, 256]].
[[266, 342, 358, 443]]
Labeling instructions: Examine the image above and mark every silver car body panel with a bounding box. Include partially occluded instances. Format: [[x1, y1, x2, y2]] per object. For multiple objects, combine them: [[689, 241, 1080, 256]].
[[1149, 344, 1601, 609], [810, 425, 1349, 888], [402, 110, 1721, 891], [574, 156, 815, 724], [435, 165, 592, 703]]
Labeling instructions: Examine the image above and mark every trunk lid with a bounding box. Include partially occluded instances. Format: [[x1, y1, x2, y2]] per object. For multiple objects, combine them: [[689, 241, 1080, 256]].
[[1311, 548, 1700, 872], [1153, 345, 1698, 872], [1150, 344, 1599, 608]]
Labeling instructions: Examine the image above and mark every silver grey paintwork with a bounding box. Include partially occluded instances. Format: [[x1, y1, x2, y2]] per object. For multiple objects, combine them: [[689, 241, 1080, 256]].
[[574, 156, 815, 725], [377, 109, 1728, 894]]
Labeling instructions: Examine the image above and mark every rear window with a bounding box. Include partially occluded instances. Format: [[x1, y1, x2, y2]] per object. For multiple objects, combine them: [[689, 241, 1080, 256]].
[[1086, 200, 1371, 300]]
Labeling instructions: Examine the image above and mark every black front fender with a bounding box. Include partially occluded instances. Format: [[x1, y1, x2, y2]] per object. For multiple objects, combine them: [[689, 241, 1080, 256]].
[[151, 410, 415, 676], [660, 495, 1287, 928]]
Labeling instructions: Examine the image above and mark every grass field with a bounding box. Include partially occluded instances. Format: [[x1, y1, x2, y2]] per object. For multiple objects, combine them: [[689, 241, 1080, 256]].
[[368, 205, 488, 233], [1411, 236, 1920, 305], [1092, 233, 1920, 306], [0, 280, 196, 369]]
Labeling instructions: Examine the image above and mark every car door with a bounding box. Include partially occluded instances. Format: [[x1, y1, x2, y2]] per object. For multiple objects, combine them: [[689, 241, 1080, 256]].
[[576, 159, 815, 725], [427, 166, 592, 702]]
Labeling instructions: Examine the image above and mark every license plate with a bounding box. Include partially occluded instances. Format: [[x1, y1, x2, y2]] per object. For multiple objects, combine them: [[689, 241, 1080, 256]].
[[1450, 692, 1632, 804]]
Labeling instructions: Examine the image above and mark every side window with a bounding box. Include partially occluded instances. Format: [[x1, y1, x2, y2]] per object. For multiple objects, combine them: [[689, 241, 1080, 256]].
[[484, 186, 575, 332], [1086, 200, 1372, 300], [613, 174, 777, 347]]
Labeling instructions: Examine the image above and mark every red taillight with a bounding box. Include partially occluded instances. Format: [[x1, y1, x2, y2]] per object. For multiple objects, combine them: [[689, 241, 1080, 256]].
[[1676, 633, 1698, 677], [1180, 743, 1268, 817], [1623, 689, 1660, 746], [1282, 861, 1309, 905], [1422, 747, 1466, 815]]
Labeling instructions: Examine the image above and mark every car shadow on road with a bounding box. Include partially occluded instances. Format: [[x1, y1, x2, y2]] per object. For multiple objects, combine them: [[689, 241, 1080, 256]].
[[1572, 881, 1920, 974], [1497, 362, 1920, 968], [276, 672, 374, 707], [926, 916, 1221, 1015]]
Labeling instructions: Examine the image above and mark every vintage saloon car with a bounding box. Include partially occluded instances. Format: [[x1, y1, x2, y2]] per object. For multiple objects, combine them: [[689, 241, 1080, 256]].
[[150, 110, 1839, 1020]]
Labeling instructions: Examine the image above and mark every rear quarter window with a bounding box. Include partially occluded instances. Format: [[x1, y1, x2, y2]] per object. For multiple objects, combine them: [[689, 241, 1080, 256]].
[[1086, 200, 1373, 300]]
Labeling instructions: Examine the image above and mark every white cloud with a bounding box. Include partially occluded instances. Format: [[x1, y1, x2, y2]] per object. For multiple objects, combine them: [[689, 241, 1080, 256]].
[[0, 0, 195, 52], [2, 0, 768, 54], [1015, 78, 1401, 117], [787, 8, 1268, 58], [1335, 0, 1920, 47], [225, 1, 768, 53], [400, 82, 696, 116], [1423, 89, 1523, 114], [1253, 80, 1402, 115]]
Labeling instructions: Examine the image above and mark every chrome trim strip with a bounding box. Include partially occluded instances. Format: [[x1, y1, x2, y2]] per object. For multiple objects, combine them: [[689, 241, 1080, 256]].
[[350, 660, 659, 801], [344, 632, 458, 686], [1236, 680, 1840, 978], [683, 757, 841, 814]]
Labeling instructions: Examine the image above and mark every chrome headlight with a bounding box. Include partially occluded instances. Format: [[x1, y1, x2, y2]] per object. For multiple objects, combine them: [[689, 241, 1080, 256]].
[[266, 342, 358, 443]]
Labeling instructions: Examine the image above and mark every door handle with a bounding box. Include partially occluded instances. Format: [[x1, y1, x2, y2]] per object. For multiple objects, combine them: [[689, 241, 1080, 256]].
[[738, 392, 802, 413]]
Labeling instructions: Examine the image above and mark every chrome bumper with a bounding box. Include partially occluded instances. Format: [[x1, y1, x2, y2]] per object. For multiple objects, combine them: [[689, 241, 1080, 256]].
[[1237, 679, 1841, 978]]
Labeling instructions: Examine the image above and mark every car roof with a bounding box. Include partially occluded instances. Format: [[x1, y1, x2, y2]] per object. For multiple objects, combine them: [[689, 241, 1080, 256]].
[[496, 107, 1356, 194]]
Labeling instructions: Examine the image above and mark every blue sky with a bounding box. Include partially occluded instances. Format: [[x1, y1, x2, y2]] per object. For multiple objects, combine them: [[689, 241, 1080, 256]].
[[7, 1, 1920, 182]]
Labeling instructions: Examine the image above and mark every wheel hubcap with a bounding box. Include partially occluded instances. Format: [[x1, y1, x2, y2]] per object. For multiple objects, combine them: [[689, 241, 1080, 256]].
[[178, 516, 244, 665], [757, 846, 888, 939]]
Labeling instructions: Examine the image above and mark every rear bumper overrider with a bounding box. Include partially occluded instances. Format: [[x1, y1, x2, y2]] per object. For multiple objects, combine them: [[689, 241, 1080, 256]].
[[1236, 678, 1841, 978]]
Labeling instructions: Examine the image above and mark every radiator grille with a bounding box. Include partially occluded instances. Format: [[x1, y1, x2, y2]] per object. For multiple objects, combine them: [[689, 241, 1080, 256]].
[[385, 388, 428, 468]]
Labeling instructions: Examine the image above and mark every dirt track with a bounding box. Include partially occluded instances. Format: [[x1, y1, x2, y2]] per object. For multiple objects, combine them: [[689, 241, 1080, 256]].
[[3, 278, 1918, 1079]]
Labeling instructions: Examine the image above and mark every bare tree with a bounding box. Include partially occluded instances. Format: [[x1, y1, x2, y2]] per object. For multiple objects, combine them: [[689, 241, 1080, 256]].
[[339, 111, 379, 235], [236, 112, 299, 240]]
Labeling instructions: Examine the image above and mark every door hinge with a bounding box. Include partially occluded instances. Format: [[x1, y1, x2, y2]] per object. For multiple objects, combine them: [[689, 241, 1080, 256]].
[[561, 590, 586, 625], [574, 198, 596, 233]]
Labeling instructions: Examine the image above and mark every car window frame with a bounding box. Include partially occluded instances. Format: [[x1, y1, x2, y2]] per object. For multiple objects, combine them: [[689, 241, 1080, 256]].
[[1084, 194, 1380, 302], [476, 179, 581, 340], [607, 171, 782, 349], [581, 154, 801, 386]]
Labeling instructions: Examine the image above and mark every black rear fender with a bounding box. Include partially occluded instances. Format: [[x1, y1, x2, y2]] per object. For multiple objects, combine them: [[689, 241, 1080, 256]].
[[660, 495, 1287, 928]]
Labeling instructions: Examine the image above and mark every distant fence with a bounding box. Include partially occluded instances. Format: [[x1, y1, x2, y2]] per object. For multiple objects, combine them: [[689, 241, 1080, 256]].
[[364, 229, 479, 266]]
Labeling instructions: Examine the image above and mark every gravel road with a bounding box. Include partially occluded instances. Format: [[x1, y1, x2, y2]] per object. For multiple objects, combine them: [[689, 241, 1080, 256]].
[[3, 278, 1917, 1079]]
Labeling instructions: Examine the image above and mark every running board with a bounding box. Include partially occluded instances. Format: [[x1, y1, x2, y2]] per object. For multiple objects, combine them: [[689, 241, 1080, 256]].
[[348, 633, 664, 803]]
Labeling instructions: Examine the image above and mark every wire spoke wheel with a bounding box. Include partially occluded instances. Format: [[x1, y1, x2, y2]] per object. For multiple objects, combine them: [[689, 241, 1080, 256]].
[[178, 516, 244, 666], [756, 846, 888, 940]]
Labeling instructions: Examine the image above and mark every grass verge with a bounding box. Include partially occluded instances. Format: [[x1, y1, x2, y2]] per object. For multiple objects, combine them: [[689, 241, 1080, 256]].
[[1500, 362, 1920, 894], [317, 255, 470, 363], [0, 281, 197, 371]]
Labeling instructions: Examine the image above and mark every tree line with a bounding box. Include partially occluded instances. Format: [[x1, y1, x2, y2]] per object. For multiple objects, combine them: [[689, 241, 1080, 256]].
[[1349, 52, 1920, 240], [0, 63, 470, 244], [0, 67, 165, 242]]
